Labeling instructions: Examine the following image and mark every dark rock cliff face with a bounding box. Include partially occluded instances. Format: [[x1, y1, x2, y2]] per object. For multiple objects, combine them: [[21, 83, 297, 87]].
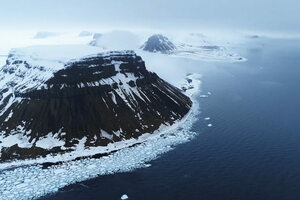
[[0, 51, 192, 161], [141, 34, 176, 53]]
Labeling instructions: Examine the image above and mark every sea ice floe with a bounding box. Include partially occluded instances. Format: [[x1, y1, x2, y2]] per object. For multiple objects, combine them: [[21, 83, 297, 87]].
[[121, 194, 129, 200], [200, 95, 209, 98], [0, 74, 201, 200]]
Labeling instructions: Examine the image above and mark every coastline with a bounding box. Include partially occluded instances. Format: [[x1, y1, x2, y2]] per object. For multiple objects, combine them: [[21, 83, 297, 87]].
[[0, 73, 201, 200], [0, 74, 201, 171]]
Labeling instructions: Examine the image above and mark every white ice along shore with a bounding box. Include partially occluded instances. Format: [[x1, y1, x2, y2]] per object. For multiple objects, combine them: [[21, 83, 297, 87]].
[[0, 73, 201, 200]]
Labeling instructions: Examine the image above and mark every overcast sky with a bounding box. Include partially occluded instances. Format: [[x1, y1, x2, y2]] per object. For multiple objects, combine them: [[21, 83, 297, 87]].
[[1, 0, 300, 33]]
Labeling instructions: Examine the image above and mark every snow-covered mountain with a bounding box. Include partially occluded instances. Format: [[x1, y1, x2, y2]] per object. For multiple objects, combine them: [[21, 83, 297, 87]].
[[89, 33, 103, 46], [141, 34, 176, 53], [0, 45, 192, 161]]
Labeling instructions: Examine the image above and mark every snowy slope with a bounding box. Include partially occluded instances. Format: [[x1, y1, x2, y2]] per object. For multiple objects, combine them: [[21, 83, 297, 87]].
[[173, 43, 245, 62], [0, 45, 106, 120], [0, 45, 105, 92]]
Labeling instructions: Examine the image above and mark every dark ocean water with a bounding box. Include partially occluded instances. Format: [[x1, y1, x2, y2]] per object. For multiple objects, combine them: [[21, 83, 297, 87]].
[[41, 38, 300, 200]]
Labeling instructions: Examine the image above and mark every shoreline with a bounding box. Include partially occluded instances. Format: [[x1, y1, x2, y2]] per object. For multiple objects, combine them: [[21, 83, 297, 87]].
[[0, 74, 201, 200], [0, 74, 201, 171]]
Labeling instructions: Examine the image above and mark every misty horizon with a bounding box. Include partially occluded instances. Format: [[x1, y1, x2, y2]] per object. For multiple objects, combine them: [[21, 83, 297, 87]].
[[1, 0, 300, 34]]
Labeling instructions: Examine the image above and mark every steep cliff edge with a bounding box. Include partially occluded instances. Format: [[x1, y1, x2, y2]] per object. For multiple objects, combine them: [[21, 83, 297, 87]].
[[0, 46, 192, 161]]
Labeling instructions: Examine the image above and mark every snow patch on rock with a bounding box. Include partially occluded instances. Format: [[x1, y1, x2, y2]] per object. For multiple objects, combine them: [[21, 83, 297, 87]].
[[35, 131, 66, 150]]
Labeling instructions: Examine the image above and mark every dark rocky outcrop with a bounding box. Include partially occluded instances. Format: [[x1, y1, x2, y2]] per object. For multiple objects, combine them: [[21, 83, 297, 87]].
[[0, 51, 192, 161]]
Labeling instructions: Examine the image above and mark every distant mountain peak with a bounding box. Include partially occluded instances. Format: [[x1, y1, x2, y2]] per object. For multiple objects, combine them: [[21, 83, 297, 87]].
[[89, 33, 103, 46], [141, 34, 176, 53]]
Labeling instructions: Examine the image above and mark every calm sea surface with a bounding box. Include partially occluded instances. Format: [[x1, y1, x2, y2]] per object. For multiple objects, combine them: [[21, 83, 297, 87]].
[[41, 38, 300, 200]]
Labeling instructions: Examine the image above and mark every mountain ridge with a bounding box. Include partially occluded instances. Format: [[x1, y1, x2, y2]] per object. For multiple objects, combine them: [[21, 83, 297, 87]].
[[0, 47, 192, 161]]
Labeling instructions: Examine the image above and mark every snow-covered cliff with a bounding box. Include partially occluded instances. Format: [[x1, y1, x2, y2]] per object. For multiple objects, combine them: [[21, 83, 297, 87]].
[[0, 45, 192, 161]]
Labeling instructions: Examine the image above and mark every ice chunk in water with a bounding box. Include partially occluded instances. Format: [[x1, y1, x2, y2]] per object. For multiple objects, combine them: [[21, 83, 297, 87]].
[[121, 194, 129, 199]]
